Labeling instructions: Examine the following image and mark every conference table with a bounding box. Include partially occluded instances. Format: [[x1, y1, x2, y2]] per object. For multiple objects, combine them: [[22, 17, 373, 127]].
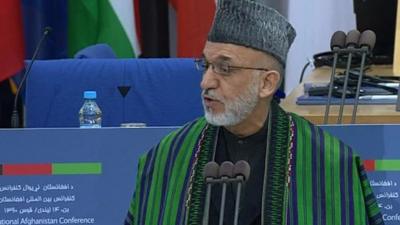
[[280, 65, 400, 124], [0, 126, 399, 224]]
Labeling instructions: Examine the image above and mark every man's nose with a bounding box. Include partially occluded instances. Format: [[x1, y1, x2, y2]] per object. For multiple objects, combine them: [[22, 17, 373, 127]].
[[200, 67, 218, 90]]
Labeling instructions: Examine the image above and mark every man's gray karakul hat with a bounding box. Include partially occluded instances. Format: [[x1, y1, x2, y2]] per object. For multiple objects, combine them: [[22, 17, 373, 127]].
[[208, 0, 296, 66]]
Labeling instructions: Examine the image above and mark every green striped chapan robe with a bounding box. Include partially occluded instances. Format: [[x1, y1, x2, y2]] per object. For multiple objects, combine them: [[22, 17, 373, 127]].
[[125, 103, 383, 225]]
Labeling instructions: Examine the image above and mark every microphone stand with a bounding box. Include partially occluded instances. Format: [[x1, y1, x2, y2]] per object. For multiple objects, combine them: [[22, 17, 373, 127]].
[[202, 177, 214, 225], [324, 48, 340, 124], [337, 30, 360, 124], [233, 176, 244, 225], [11, 27, 51, 128], [351, 30, 376, 123], [337, 50, 353, 124], [202, 160, 249, 225], [351, 49, 368, 124], [324, 31, 346, 124], [218, 176, 228, 225]]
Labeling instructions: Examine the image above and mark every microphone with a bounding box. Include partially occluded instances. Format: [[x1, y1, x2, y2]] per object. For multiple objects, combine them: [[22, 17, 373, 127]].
[[232, 160, 250, 225], [218, 161, 234, 225], [202, 161, 219, 225], [337, 29, 360, 124], [345, 30, 361, 47], [11, 27, 52, 128], [351, 30, 376, 123], [358, 30, 376, 50], [324, 31, 347, 124]]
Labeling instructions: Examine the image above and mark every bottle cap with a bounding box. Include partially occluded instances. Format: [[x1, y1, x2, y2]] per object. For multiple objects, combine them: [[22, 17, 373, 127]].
[[83, 91, 97, 99]]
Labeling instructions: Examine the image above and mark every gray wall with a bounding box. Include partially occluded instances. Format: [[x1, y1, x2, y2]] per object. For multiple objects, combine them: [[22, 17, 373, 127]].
[[285, 0, 356, 93]]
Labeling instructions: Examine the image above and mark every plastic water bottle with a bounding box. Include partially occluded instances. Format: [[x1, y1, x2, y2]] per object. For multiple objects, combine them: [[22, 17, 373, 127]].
[[79, 91, 102, 128]]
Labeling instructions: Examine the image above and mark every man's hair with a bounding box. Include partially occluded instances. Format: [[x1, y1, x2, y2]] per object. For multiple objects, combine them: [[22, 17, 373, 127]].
[[261, 52, 284, 88]]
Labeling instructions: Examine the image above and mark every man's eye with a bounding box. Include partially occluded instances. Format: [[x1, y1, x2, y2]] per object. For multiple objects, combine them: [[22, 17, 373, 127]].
[[219, 64, 230, 73]]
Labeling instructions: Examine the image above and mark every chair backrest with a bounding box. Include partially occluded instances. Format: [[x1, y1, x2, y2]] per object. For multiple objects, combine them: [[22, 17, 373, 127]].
[[74, 43, 117, 59], [25, 58, 203, 127]]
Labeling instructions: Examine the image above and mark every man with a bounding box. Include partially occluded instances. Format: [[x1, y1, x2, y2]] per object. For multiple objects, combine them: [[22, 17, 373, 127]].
[[125, 0, 383, 224]]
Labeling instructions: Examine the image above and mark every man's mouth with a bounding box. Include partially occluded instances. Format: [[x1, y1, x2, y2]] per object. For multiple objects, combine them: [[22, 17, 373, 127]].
[[203, 95, 222, 108]]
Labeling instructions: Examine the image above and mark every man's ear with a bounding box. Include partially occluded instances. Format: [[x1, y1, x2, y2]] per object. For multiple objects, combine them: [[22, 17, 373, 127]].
[[259, 70, 281, 98]]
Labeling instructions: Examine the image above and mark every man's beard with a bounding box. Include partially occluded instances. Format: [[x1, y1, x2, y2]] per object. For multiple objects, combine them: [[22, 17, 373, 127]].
[[202, 76, 260, 126]]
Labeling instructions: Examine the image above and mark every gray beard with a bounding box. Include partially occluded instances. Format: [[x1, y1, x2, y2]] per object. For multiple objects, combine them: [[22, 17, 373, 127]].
[[202, 77, 260, 126]]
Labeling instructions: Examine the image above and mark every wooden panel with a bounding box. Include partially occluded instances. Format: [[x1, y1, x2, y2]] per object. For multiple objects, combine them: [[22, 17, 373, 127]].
[[393, 0, 400, 75], [280, 66, 400, 124]]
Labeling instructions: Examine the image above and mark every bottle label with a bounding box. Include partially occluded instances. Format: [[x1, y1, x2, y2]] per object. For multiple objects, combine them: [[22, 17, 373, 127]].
[[80, 124, 102, 128]]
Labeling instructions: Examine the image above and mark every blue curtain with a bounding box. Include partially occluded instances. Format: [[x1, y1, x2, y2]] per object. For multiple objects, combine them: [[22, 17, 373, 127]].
[[22, 0, 68, 59]]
